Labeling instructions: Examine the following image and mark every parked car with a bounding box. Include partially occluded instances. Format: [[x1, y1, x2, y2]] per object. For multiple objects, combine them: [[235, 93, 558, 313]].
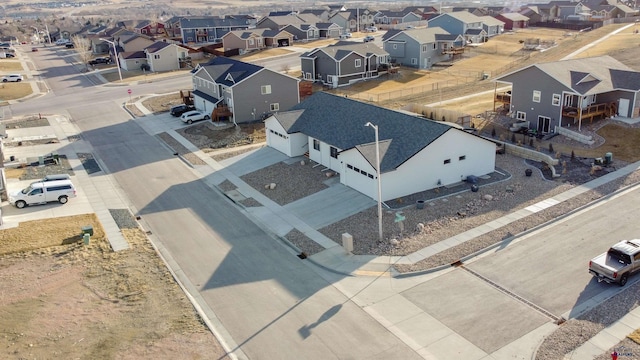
[[339, 33, 352, 39], [31, 47, 38, 52], [9, 180, 77, 208], [55, 39, 70, 45], [180, 110, 210, 124], [4, 53, 15, 58], [88, 57, 111, 65], [170, 104, 195, 117], [2, 74, 23, 82], [365, 26, 378, 32], [363, 35, 375, 43], [65, 43, 75, 48]]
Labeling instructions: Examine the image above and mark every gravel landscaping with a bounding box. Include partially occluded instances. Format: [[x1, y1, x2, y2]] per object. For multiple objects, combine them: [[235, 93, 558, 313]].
[[108, 209, 140, 229], [18, 155, 74, 180]]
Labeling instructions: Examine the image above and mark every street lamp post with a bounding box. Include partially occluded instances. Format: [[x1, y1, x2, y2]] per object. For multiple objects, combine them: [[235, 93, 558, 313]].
[[100, 38, 123, 83], [365, 122, 383, 242]]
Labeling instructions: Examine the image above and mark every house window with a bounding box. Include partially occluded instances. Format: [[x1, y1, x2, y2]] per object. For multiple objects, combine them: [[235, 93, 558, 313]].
[[261, 85, 272, 94], [552, 93, 561, 106], [532, 90, 541, 103], [347, 164, 353, 169], [313, 139, 320, 151], [355, 59, 361, 67], [516, 111, 526, 120], [270, 103, 280, 111], [432, 43, 437, 49], [153, 54, 160, 59], [411, 58, 417, 65], [305, 72, 313, 80], [249, 38, 254, 45], [444, 159, 451, 164], [459, 155, 466, 161], [393, 44, 397, 49], [421, 44, 428, 52], [330, 147, 338, 158]]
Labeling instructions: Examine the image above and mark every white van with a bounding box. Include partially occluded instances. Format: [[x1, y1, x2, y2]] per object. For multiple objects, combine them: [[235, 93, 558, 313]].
[[9, 180, 77, 208]]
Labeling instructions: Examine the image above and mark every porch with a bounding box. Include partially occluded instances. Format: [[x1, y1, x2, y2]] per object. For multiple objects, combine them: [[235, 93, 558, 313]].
[[211, 104, 233, 122]]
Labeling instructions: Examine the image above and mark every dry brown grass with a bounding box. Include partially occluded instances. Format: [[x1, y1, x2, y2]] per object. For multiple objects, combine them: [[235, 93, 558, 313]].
[[0, 82, 32, 99], [4, 167, 26, 179], [0, 61, 24, 71], [236, 47, 294, 61], [101, 68, 191, 83], [571, 124, 640, 161], [0, 214, 106, 256], [573, 26, 640, 59], [629, 328, 640, 344]]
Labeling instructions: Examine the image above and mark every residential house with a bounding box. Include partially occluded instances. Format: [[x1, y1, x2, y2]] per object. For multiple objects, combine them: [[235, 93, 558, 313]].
[[179, 15, 254, 45], [549, 1, 583, 20], [580, 0, 637, 20], [264, 92, 496, 201], [494, 13, 529, 30], [374, 9, 422, 25], [280, 24, 320, 41], [494, 56, 640, 133], [300, 41, 390, 87], [428, 11, 488, 44], [118, 51, 147, 71], [402, 6, 439, 19], [190, 57, 300, 123], [519, 5, 551, 25], [144, 41, 189, 72], [116, 31, 154, 52], [133, 20, 166, 37], [479, 16, 505, 37], [316, 22, 342, 38], [300, 8, 331, 21], [257, 14, 328, 40], [451, 6, 489, 16], [383, 27, 465, 69], [221, 28, 293, 53], [330, 8, 376, 33]]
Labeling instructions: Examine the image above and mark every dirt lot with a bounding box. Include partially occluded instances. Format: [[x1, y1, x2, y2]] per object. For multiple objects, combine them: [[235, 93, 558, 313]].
[[0, 214, 226, 359]]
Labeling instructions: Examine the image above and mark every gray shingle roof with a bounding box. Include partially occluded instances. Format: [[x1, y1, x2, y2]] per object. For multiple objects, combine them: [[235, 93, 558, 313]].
[[197, 57, 263, 87], [302, 42, 389, 60], [144, 41, 171, 53], [390, 27, 451, 43], [497, 55, 640, 95], [282, 92, 454, 173]]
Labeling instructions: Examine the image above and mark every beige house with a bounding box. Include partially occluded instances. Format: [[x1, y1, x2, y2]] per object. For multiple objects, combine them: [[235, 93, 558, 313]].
[[144, 41, 189, 72], [222, 28, 293, 53], [118, 51, 147, 71], [118, 33, 154, 52]]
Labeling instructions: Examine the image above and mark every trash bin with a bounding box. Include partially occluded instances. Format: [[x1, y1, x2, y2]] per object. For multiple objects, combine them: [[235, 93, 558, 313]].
[[83, 233, 90, 245], [81, 225, 94, 236], [604, 152, 613, 165], [525, 168, 533, 177], [9, 155, 15, 161], [416, 200, 425, 209]]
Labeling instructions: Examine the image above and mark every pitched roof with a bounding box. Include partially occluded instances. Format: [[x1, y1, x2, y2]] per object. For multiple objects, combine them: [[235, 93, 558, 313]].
[[280, 92, 455, 173], [436, 11, 484, 23], [120, 51, 146, 59], [498, 12, 530, 21], [301, 41, 389, 60], [196, 57, 263, 87], [497, 55, 640, 95], [387, 27, 451, 44], [144, 41, 171, 53], [179, 16, 251, 29], [479, 16, 505, 26]]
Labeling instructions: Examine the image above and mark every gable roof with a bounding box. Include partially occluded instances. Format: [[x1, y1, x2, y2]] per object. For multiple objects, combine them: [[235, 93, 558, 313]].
[[386, 27, 451, 43], [496, 55, 640, 95], [179, 16, 251, 29], [279, 92, 457, 173], [144, 41, 171, 53], [479, 16, 505, 26], [120, 51, 146, 59], [195, 57, 263, 87], [436, 11, 484, 23], [498, 12, 530, 21], [301, 41, 389, 60]]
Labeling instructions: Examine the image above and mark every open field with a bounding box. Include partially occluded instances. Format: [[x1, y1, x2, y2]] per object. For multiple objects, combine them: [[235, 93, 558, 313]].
[[0, 61, 25, 72]]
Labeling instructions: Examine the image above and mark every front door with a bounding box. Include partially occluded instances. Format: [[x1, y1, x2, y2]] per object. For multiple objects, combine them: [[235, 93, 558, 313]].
[[538, 116, 551, 133], [618, 98, 630, 117]]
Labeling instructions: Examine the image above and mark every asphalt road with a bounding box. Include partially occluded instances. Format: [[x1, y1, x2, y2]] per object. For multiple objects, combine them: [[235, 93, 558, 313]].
[[15, 44, 422, 360]]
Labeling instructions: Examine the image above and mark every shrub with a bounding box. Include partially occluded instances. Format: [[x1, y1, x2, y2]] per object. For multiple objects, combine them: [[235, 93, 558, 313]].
[[548, 143, 554, 153]]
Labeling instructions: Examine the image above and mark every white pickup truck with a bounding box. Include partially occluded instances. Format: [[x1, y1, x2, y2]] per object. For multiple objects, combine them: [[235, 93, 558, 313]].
[[589, 239, 640, 286]]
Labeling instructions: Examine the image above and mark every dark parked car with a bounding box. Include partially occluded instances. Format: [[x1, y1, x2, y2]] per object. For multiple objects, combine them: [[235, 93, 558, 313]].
[[88, 57, 111, 65], [170, 104, 195, 117], [65, 43, 74, 48]]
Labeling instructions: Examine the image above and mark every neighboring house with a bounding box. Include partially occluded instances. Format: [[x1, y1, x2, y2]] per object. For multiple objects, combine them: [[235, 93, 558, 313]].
[[300, 8, 331, 21], [330, 8, 376, 33], [479, 16, 505, 37], [118, 51, 147, 71], [179, 16, 254, 44], [580, 0, 637, 20], [265, 92, 496, 201], [383, 27, 465, 69], [494, 13, 529, 30], [144, 41, 189, 72], [519, 6, 549, 25], [116, 31, 154, 52], [428, 11, 488, 44], [280, 24, 320, 41], [134, 20, 166, 36], [550, 1, 582, 20], [403, 6, 439, 19], [191, 57, 300, 123], [257, 14, 323, 31], [374, 9, 422, 25], [300, 41, 390, 87], [221, 28, 293, 53], [494, 55, 640, 133], [316, 22, 342, 38], [451, 6, 489, 16]]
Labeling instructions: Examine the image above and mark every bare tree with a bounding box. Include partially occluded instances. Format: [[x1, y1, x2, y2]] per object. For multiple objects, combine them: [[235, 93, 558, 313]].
[[71, 35, 92, 70]]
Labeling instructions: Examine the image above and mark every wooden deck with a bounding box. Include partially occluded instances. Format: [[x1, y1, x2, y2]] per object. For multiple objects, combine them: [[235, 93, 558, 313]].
[[494, 92, 511, 104], [563, 102, 617, 123]]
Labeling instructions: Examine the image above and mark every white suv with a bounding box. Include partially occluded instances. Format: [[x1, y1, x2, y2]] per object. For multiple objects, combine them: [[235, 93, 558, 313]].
[[2, 74, 23, 82]]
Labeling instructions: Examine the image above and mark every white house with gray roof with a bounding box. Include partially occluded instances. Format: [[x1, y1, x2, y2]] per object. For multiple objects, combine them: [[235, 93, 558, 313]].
[[383, 27, 465, 69], [300, 41, 390, 87], [495, 55, 640, 132], [265, 92, 496, 201], [428, 11, 488, 44]]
